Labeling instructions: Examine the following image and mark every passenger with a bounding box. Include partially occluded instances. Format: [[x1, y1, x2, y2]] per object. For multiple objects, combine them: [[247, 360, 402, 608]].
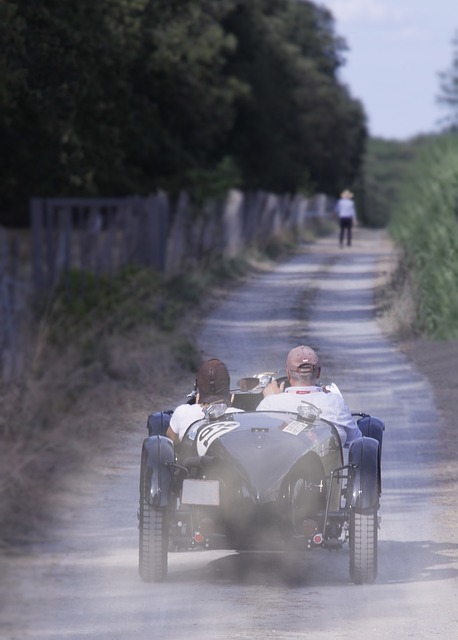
[[166, 358, 242, 445], [256, 345, 361, 447]]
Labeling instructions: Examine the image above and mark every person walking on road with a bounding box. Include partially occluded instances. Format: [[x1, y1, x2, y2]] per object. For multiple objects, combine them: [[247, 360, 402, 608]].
[[335, 189, 357, 247]]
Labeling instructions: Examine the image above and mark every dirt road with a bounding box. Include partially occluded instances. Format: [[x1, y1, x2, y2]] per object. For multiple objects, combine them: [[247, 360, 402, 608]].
[[1, 229, 458, 639]]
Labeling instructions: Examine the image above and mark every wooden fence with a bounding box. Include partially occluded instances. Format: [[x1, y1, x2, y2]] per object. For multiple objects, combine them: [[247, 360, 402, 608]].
[[0, 227, 32, 380], [30, 194, 168, 292], [30, 189, 333, 290], [1, 189, 334, 380]]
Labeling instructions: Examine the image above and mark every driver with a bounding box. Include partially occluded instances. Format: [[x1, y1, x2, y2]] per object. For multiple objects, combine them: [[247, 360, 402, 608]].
[[256, 345, 361, 448], [166, 358, 242, 445]]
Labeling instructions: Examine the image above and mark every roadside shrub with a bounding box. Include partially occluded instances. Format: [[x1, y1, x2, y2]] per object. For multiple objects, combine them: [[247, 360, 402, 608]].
[[389, 135, 458, 338]]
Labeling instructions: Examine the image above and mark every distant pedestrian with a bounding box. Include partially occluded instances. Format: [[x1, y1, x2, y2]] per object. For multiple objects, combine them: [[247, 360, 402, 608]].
[[335, 190, 357, 247]]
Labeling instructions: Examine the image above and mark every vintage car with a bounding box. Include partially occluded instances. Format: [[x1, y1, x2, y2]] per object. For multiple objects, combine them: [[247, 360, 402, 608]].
[[138, 375, 384, 585]]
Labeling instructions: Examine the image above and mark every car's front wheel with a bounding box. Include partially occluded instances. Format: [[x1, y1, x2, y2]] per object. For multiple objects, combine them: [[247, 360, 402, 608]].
[[138, 455, 169, 582], [349, 507, 378, 584]]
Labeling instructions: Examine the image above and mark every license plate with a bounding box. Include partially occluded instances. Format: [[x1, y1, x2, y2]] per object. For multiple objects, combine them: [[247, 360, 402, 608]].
[[181, 479, 220, 506]]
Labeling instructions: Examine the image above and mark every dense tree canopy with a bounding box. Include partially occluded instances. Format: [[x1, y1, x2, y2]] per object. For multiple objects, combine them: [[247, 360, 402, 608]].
[[0, 0, 367, 225]]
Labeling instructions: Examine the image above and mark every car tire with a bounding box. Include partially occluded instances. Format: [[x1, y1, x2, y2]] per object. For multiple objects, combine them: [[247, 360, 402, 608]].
[[349, 508, 378, 584], [138, 454, 169, 582]]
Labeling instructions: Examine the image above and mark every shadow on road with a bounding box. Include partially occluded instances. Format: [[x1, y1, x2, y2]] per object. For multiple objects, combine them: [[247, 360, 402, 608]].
[[165, 536, 458, 588]]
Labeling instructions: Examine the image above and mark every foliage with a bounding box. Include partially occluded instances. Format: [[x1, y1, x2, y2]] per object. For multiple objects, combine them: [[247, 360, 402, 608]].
[[389, 134, 458, 338], [186, 156, 242, 204], [0, 0, 367, 225], [222, 0, 367, 194], [50, 266, 164, 332], [356, 136, 432, 228], [47, 214, 319, 342], [48, 245, 253, 344], [437, 30, 458, 129]]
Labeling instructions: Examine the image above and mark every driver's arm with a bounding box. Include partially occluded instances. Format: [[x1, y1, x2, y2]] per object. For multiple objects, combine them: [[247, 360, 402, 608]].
[[166, 425, 180, 445], [262, 380, 286, 396]]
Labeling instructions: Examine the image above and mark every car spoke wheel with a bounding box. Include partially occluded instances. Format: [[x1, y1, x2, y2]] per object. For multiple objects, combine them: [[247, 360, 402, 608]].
[[139, 455, 169, 582], [290, 457, 325, 529], [349, 508, 378, 584]]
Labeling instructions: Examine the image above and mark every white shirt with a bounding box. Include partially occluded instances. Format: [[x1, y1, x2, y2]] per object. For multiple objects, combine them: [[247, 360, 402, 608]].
[[336, 198, 356, 220], [256, 386, 361, 447], [169, 403, 243, 442]]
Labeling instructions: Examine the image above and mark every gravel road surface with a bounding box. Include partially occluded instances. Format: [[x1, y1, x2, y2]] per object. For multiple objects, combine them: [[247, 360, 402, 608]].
[[1, 229, 457, 639]]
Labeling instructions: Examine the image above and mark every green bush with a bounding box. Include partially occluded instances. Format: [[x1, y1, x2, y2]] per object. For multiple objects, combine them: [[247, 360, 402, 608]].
[[389, 135, 458, 338]]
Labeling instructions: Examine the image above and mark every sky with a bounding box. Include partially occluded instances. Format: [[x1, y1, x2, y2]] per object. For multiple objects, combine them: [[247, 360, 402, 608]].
[[321, 0, 458, 140]]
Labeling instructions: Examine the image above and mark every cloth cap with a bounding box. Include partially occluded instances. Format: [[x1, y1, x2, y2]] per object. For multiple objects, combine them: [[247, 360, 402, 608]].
[[286, 346, 320, 373], [197, 359, 231, 404]]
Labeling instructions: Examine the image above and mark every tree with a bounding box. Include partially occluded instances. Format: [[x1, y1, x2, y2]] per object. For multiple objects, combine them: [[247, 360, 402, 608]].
[[0, 0, 139, 221], [126, 0, 246, 194], [221, 0, 367, 194], [0, 0, 368, 224], [437, 31, 458, 129], [0, 0, 245, 222]]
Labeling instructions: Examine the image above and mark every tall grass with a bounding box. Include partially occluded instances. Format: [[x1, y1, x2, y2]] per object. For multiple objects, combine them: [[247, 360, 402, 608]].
[[389, 134, 458, 338]]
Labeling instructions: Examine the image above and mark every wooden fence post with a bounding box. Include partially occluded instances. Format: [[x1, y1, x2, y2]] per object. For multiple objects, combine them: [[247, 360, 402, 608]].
[[143, 193, 169, 271], [56, 206, 72, 272], [156, 191, 169, 271], [44, 200, 58, 290], [118, 199, 134, 269], [0, 229, 19, 380], [222, 189, 244, 259], [290, 194, 308, 232], [200, 198, 222, 263], [30, 198, 45, 292], [258, 193, 279, 246], [243, 191, 266, 247], [165, 191, 190, 276], [97, 206, 115, 274]]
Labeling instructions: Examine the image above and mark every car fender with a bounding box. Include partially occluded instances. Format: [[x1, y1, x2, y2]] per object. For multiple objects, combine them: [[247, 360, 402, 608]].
[[146, 411, 172, 437], [141, 435, 175, 507], [347, 436, 380, 511], [356, 415, 385, 454]]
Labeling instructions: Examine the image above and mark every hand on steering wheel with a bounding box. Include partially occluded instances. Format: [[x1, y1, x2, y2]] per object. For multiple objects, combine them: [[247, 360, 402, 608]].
[[262, 379, 286, 397]]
